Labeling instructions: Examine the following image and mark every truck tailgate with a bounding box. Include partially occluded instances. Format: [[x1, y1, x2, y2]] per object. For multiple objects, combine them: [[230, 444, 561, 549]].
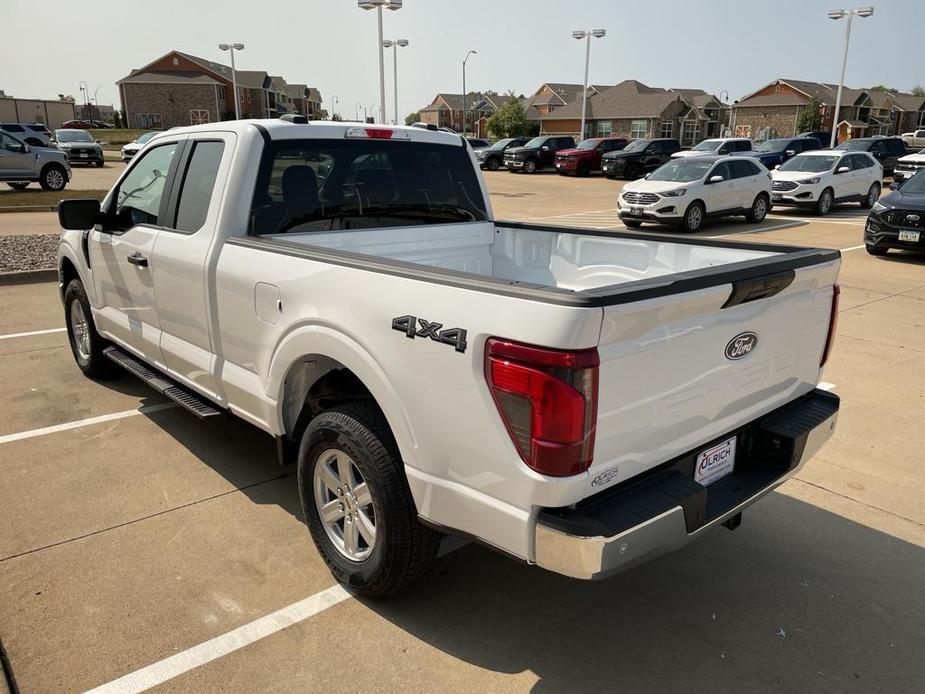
[[588, 258, 840, 493]]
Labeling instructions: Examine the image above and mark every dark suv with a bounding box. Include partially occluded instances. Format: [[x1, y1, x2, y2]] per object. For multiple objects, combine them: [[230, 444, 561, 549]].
[[504, 135, 576, 173], [835, 137, 907, 175], [473, 137, 530, 170], [864, 168, 925, 255], [554, 137, 628, 176], [737, 137, 821, 169], [602, 138, 681, 179]]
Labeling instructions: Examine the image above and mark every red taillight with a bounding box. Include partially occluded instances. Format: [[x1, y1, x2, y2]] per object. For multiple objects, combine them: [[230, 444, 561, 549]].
[[821, 284, 840, 367], [485, 338, 600, 477]]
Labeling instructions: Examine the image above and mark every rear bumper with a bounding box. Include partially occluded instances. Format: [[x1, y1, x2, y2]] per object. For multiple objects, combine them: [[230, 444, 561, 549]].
[[534, 389, 839, 580]]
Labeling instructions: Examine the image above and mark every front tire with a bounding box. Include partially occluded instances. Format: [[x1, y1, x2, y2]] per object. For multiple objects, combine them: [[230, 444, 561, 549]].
[[523, 159, 537, 174], [745, 193, 769, 223], [486, 157, 500, 171], [680, 201, 705, 233], [39, 164, 66, 191], [815, 188, 833, 216], [624, 164, 641, 180], [64, 279, 112, 378], [861, 182, 881, 209], [865, 244, 888, 256], [577, 161, 591, 177], [298, 403, 441, 597]]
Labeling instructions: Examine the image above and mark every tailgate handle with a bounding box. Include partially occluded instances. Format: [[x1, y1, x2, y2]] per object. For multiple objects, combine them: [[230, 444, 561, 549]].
[[722, 270, 794, 309]]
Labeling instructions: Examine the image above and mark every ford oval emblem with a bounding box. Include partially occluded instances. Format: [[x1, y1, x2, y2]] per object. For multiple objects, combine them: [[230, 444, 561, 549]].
[[725, 332, 758, 360]]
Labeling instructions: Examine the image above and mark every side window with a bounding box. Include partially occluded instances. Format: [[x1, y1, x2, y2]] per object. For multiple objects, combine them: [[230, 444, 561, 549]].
[[736, 140, 751, 151], [5, 125, 24, 133], [889, 140, 905, 155], [869, 141, 884, 154], [173, 141, 225, 232], [112, 143, 179, 230], [710, 162, 731, 180], [717, 143, 732, 154], [0, 133, 25, 152], [730, 159, 757, 179], [836, 156, 851, 172]]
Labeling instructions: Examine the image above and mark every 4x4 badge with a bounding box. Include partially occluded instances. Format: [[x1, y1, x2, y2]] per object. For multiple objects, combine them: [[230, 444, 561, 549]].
[[392, 315, 467, 353]]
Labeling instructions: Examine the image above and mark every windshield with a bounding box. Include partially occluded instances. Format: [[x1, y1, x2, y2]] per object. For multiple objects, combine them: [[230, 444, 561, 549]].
[[835, 140, 870, 151], [692, 139, 722, 152], [56, 130, 93, 143], [576, 139, 598, 150], [622, 140, 650, 153], [523, 137, 546, 148], [488, 138, 514, 150], [135, 132, 157, 144], [778, 155, 838, 173], [249, 139, 489, 234], [755, 139, 790, 153], [899, 170, 925, 194], [648, 159, 714, 182]]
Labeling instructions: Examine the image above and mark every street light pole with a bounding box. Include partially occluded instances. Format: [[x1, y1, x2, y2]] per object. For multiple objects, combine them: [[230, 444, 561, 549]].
[[79, 80, 88, 121], [827, 6, 874, 148], [462, 49, 476, 135], [359, 1, 402, 124], [719, 89, 729, 137], [218, 43, 245, 120], [383, 39, 409, 124], [572, 29, 606, 141]]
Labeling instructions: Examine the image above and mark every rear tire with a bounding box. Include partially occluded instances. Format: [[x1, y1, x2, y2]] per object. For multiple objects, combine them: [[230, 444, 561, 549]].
[[523, 159, 537, 174], [865, 244, 888, 256], [745, 193, 769, 223], [298, 403, 441, 597], [39, 164, 66, 191], [815, 188, 833, 216], [64, 279, 112, 378], [680, 201, 705, 233], [6, 182, 29, 190], [861, 182, 880, 209]]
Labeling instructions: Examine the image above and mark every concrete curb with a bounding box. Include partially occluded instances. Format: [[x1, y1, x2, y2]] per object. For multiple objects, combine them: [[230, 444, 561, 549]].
[[0, 268, 57, 286], [0, 206, 57, 213]]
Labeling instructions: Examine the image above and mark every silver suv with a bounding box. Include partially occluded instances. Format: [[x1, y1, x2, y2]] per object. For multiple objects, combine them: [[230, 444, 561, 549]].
[[0, 131, 70, 190], [0, 122, 54, 147]]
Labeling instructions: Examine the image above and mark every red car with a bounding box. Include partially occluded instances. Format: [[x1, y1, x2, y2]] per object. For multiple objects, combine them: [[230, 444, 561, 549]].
[[555, 137, 628, 176], [60, 120, 93, 130]]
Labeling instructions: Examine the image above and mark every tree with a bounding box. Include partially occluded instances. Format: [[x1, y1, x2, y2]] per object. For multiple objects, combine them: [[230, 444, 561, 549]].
[[912, 85, 925, 97], [868, 84, 897, 93], [487, 94, 530, 138], [404, 111, 421, 126], [330, 113, 343, 121], [796, 97, 823, 134]]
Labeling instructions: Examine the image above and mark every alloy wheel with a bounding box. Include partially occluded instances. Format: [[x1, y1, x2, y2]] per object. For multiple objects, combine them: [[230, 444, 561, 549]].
[[313, 448, 377, 562]]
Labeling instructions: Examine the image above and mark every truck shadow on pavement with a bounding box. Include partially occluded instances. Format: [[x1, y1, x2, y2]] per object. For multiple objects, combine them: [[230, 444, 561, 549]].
[[363, 494, 924, 692]]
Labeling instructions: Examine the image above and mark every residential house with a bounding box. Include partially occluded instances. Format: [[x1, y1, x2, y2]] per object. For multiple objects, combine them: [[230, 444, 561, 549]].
[[117, 50, 316, 129], [540, 80, 726, 144], [732, 78, 925, 143]]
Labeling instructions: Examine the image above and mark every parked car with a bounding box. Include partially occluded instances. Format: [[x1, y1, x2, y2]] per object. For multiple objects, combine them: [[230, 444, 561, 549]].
[[503, 135, 576, 173], [798, 131, 833, 146], [91, 120, 114, 129], [120, 131, 158, 162], [618, 156, 771, 232], [735, 137, 821, 169], [473, 137, 530, 170], [864, 167, 925, 255], [55, 119, 841, 595], [0, 122, 53, 148], [671, 138, 752, 158], [60, 120, 93, 130], [834, 137, 906, 176], [601, 138, 681, 179], [54, 129, 104, 166], [466, 137, 490, 149], [771, 150, 882, 215], [900, 129, 925, 149], [892, 148, 925, 185], [554, 137, 628, 176], [0, 130, 70, 190]]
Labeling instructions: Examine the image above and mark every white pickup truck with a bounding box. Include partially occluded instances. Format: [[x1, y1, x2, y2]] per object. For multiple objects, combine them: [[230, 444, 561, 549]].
[[900, 129, 925, 150], [57, 119, 841, 596]]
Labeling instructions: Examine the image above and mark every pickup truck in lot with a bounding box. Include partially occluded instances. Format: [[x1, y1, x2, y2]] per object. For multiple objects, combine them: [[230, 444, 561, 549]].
[[57, 119, 841, 596]]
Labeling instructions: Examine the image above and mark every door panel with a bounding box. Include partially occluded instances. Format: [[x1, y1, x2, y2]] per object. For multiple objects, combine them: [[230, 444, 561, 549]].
[[0, 133, 34, 176]]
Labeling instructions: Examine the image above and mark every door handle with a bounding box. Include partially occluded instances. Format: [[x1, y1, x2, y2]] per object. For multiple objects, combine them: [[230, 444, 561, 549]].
[[127, 252, 148, 268]]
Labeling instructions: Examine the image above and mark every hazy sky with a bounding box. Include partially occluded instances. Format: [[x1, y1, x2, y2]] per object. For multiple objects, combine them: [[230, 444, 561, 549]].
[[3, 0, 924, 123]]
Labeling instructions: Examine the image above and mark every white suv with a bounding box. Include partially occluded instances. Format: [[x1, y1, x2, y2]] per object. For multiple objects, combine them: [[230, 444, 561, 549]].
[[671, 138, 753, 158], [618, 155, 772, 232], [771, 151, 882, 216]]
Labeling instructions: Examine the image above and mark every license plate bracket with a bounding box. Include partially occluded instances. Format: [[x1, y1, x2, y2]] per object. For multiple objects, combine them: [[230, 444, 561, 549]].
[[899, 229, 920, 242], [694, 436, 736, 486]]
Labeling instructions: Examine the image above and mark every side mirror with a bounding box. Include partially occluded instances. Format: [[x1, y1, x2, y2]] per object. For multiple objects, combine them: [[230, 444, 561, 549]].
[[95, 139, 102, 144], [58, 199, 102, 230], [644, 173, 650, 179], [708, 175, 724, 184], [541, 146, 549, 151], [785, 150, 796, 156], [836, 166, 850, 174], [774, 164, 781, 169]]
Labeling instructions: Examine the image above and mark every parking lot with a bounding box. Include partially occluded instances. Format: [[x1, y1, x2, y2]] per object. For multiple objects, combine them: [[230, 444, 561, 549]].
[[1, 167, 924, 693]]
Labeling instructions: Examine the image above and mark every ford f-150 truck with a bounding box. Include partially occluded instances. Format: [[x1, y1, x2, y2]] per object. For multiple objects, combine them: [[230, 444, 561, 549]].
[[57, 119, 841, 596]]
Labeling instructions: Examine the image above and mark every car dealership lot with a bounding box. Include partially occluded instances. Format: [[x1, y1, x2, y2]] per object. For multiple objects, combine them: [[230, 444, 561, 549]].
[[1, 171, 924, 692]]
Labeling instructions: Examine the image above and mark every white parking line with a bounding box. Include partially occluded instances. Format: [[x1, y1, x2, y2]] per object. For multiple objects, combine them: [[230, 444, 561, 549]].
[[818, 381, 837, 392], [0, 327, 66, 341], [0, 403, 177, 446], [85, 537, 470, 693], [712, 221, 805, 237], [840, 245, 866, 252]]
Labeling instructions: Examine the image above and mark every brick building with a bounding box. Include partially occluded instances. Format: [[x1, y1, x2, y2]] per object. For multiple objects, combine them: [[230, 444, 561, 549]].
[[117, 50, 320, 129]]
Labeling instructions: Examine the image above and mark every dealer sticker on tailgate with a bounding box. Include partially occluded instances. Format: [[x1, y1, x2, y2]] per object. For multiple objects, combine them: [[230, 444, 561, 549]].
[[694, 436, 736, 486]]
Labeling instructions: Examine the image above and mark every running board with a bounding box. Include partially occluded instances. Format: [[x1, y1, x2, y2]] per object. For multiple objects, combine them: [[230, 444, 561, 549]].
[[103, 346, 223, 419]]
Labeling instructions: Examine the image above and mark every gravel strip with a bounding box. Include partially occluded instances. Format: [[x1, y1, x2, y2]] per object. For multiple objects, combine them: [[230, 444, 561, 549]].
[[0, 234, 58, 273]]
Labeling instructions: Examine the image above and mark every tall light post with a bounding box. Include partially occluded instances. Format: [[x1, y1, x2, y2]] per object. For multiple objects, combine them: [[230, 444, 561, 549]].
[[93, 86, 101, 122], [827, 6, 874, 148], [462, 49, 477, 135], [382, 39, 409, 124], [572, 29, 606, 141], [359, 0, 403, 124], [78, 80, 88, 121], [719, 89, 729, 137], [331, 94, 338, 120], [218, 43, 245, 119]]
